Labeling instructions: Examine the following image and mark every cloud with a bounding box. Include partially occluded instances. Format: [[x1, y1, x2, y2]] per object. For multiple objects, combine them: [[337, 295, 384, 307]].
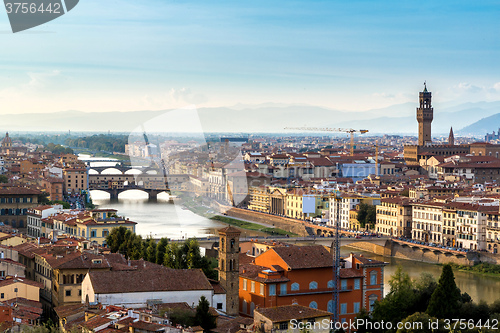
[[169, 88, 208, 105], [455, 82, 482, 93]]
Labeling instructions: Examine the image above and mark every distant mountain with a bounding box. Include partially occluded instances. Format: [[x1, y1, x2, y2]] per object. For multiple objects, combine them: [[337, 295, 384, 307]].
[[0, 100, 498, 134], [459, 113, 500, 136]]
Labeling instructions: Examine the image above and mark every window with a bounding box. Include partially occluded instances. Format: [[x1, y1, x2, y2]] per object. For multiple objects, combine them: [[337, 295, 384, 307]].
[[243, 279, 247, 291], [309, 281, 318, 290], [327, 280, 334, 288], [269, 284, 276, 296], [341, 279, 347, 290], [0, 293, 3, 299], [65, 290, 71, 297], [328, 300, 334, 313], [340, 303, 347, 314], [291, 282, 299, 291], [260, 283, 264, 295], [242, 300, 247, 314], [354, 278, 361, 290], [90, 229, 97, 238], [353, 302, 360, 314], [370, 271, 377, 285], [280, 283, 287, 295], [279, 322, 288, 330], [217, 303, 223, 310], [309, 301, 318, 309], [251, 281, 255, 293], [369, 295, 378, 311], [102, 229, 109, 237]]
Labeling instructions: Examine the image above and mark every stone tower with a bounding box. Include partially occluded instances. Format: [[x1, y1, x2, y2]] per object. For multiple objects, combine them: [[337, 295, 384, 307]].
[[417, 82, 433, 146], [218, 226, 240, 316], [449, 127, 455, 145]]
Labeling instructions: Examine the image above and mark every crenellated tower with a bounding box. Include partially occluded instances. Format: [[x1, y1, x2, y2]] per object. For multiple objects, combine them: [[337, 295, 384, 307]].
[[417, 82, 433, 146]]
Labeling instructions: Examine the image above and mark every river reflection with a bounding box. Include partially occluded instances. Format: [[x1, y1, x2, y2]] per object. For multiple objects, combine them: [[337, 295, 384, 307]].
[[342, 247, 500, 304]]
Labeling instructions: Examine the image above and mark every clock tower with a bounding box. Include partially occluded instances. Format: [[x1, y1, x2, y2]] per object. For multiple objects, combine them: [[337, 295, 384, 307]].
[[417, 82, 433, 146]]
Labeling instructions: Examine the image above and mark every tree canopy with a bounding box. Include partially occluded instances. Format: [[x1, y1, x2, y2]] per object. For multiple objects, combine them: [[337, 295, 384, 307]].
[[105, 227, 217, 280]]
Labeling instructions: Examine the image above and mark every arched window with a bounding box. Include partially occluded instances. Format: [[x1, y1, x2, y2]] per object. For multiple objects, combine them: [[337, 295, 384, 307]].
[[230, 238, 235, 250], [309, 281, 318, 290], [327, 280, 334, 288], [370, 271, 377, 285], [328, 300, 334, 312], [250, 302, 255, 316], [291, 283, 299, 291], [242, 300, 247, 314], [221, 259, 225, 271], [309, 301, 318, 309]]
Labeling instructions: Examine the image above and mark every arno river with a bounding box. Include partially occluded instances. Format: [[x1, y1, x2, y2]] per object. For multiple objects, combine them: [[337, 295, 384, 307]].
[[90, 190, 500, 304]]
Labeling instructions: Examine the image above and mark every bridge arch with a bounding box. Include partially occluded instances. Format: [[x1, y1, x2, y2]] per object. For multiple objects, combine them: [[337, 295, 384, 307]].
[[125, 169, 143, 175], [101, 168, 124, 175]]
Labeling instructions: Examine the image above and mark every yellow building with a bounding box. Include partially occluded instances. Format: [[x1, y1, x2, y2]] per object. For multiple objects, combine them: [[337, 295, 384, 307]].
[[52, 253, 113, 308], [63, 166, 88, 194], [76, 218, 136, 246], [247, 186, 270, 213], [0, 277, 42, 302], [375, 197, 412, 237]]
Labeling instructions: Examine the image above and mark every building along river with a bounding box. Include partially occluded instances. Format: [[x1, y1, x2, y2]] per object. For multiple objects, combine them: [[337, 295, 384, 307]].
[[90, 190, 500, 306]]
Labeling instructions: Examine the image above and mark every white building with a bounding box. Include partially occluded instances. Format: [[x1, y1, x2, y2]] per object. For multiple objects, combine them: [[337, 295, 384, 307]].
[[26, 204, 63, 238], [82, 268, 216, 309], [411, 202, 444, 244]]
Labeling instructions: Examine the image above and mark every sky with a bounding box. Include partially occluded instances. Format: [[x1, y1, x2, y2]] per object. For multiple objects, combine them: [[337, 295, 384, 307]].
[[0, 0, 499, 114]]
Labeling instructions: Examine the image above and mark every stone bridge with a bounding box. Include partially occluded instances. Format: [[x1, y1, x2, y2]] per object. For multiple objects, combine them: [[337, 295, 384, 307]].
[[171, 235, 391, 250]]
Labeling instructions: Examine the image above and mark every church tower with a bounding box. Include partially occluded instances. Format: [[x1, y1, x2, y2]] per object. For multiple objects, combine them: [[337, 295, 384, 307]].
[[417, 82, 433, 146], [218, 226, 240, 316], [448, 127, 455, 145]]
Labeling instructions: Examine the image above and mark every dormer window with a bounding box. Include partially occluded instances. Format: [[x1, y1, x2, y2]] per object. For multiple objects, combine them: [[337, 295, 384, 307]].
[[92, 259, 102, 264]]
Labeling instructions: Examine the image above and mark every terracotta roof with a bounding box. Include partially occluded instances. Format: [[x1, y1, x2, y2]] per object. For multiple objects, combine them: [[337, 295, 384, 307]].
[[0, 278, 43, 289], [339, 268, 364, 278], [239, 264, 290, 283], [271, 246, 332, 270], [156, 302, 195, 314], [353, 254, 387, 267], [88, 268, 213, 294], [209, 279, 226, 294], [218, 226, 241, 234], [129, 320, 167, 332], [255, 304, 331, 322], [54, 303, 88, 319]]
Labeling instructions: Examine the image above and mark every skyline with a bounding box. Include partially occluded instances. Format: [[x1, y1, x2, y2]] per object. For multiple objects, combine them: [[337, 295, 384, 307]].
[[0, 0, 499, 114]]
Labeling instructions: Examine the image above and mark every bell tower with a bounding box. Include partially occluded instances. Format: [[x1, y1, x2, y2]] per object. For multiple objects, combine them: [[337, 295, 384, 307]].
[[417, 82, 433, 146], [218, 226, 240, 316]]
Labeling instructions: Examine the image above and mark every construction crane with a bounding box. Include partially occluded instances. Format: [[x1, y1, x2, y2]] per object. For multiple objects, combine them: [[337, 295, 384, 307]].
[[284, 127, 369, 156]]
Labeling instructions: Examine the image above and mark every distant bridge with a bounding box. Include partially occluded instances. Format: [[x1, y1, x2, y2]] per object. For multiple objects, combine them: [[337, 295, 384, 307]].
[[170, 235, 391, 250]]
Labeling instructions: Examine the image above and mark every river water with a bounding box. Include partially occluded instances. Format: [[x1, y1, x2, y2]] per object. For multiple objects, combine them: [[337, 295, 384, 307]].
[[90, 190, 500, 305]]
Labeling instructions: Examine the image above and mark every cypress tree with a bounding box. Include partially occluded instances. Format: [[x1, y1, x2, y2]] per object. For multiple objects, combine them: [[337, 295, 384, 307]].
[[426, 264, 461, 319]]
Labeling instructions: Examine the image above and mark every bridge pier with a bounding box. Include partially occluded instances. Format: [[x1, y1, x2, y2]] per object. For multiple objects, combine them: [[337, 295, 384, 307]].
[[109, 189, 119, 201], [148, 191, 158, 202]]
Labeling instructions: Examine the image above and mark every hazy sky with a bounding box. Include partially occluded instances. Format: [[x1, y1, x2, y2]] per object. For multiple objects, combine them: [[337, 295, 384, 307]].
[[0, 0, 499, 114]]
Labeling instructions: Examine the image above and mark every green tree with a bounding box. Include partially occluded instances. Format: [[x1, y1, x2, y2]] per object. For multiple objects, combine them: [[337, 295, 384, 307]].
[[396, 312, 441, 333], [195, 296, 216, 332], [145, 238, 157, 263], [156, 238, 169, 265], [426, 264, 461, 319], [356, 203, 376, 229], [372, 266, 416, 325], [0, 175, 8, 183], [106, 226, 129, 254]]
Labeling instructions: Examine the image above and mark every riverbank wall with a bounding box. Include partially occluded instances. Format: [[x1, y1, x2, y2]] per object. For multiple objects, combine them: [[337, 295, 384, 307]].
[[215, 205, 310, 236], [346, 241, 497, 266]]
